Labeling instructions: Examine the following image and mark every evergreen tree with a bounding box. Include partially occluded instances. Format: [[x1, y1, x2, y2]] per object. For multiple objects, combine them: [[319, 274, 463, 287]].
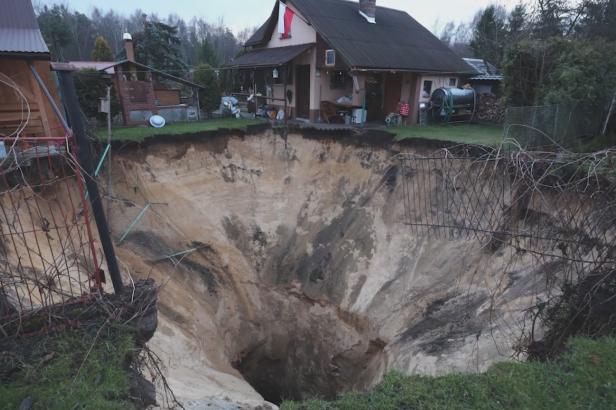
[[91, 36, 113, 61], [199, 38, 219, 67], [133, 19, 187, 73], [470, 5, 508, 67], [534, 0, 569, 38], [73, 69, 120, 123], [193, 64, 221, 116], [508, 4, 528, 41], [37, 5, 73, 61]]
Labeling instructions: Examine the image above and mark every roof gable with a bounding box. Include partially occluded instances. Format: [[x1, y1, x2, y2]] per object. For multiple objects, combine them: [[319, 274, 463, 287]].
[[0, 0, 49, 56], [246, 0, 472, 73]]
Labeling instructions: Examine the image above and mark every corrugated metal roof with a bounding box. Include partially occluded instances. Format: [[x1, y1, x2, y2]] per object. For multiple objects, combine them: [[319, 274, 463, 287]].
[[68, 61, 116, 75], [0, 0, 49, 55], [94, 60, 205, 89], [462, 58, 502, 82], [469, 74, 503, 81], [228, 43, 315, 69], [245, 0, 473, 74]]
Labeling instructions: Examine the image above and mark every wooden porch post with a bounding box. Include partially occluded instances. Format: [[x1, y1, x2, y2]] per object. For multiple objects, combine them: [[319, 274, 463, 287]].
[[284, 65, 288, 123], [28, 63, 52, 137]]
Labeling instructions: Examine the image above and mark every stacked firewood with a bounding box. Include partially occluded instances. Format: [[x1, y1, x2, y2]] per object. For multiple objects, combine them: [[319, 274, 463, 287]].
[[476, 94, 505, 124]]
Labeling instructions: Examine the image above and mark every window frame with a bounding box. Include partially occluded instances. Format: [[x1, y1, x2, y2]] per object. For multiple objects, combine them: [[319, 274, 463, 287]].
[[325, 49, 336, 67], [423, 80, 433, 96]]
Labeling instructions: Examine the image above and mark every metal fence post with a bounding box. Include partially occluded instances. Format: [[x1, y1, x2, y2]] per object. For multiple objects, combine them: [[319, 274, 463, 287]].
[[57, 68, 124, 294]]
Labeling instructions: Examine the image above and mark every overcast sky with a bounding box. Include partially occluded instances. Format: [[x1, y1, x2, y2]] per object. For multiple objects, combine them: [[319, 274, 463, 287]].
[[40, 0, 528, 34]]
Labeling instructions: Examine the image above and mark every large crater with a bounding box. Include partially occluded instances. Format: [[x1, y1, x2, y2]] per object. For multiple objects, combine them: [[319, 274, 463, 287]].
[[105, 129, 557, 406]]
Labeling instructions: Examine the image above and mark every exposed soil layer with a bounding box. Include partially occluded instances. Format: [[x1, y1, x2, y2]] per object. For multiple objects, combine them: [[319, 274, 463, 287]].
[[99, 129, 571, 407]]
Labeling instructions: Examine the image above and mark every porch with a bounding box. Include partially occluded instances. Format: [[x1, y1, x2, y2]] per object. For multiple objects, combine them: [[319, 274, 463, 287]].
[[226, 44, 423, 125]]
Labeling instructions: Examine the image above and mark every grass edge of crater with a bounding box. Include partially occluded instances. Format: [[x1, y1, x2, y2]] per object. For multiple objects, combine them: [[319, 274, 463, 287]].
[[392, 123, 504, 146], [93, 118, 265, 142], [280, 337, 616, 410], [0, 324, 138, 410]]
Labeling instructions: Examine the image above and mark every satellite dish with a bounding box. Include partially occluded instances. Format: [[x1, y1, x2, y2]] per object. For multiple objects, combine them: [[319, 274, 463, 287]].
[[149, 115, 166, 128]]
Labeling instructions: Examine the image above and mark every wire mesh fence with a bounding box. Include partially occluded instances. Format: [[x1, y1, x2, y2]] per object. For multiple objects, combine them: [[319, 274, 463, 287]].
[[503, 104, 604, 150], [396, 149, 616, 276], [0, 136, 102, 317]]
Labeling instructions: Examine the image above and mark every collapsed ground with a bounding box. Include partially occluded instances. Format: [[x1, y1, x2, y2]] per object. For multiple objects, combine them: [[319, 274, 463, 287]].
[[2, 125, 610, 407], [94, 127, 603, 406]]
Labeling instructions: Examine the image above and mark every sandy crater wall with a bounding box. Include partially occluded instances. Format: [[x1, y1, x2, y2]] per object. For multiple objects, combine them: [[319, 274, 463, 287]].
[[105, 130, 555, 407]]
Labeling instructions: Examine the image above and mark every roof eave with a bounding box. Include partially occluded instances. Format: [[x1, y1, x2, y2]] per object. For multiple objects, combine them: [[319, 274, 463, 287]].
[[0, 51, 50, 60], [351, 66, 476, 75]]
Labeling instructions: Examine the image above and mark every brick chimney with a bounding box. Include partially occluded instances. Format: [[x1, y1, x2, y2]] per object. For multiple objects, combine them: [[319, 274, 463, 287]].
[[123, 32, 135, 61], [359, 0, 376, 24]]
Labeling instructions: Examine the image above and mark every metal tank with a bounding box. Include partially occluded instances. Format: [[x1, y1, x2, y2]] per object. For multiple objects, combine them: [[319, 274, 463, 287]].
[[429, 87, 476, 123]]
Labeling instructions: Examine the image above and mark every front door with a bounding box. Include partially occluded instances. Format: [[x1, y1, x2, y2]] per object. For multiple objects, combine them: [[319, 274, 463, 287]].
[[383, 73, 403, 116], [295, 65, 311, 119], [366, 74, 384, 121]]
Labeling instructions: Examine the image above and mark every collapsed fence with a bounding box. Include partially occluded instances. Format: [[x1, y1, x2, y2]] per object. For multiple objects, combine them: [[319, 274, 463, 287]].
[[0, 135, 103, 317], [395, 147, 616, 353]]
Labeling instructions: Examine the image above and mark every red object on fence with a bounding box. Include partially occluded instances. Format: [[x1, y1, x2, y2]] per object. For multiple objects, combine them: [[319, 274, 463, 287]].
[[0, 133, 102, 316]]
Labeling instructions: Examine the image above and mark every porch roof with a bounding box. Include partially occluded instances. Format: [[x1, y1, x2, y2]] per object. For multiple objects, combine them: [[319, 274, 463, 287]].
[[227, 43, 315, 69]]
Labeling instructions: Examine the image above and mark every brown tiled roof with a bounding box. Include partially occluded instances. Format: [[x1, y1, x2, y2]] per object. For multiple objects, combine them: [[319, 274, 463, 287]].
[[245, 0, 473, 74], [0, 0, 49, 57], [227, 43, 315, 69]]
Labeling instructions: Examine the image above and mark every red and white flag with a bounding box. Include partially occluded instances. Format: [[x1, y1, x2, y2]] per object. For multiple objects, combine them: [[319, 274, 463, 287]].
[[278, 1, 295, 38]]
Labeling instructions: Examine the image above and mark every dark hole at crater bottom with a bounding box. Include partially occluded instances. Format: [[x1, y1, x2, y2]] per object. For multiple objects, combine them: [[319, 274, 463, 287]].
[[233, 338, 387, 405]]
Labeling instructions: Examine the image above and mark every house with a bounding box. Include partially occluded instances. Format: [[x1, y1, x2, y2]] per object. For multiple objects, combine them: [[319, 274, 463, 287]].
[[227, 0, 473, 124], [0, 0, 65, 139], [462, 58, 503, 95], [69, 35, 205, 126]]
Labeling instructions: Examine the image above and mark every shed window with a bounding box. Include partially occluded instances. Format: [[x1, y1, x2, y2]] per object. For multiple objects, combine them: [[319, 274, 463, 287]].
[[449, 78, 457, 87], [422, 80, 433, 97], [325, 49, 336, 66]]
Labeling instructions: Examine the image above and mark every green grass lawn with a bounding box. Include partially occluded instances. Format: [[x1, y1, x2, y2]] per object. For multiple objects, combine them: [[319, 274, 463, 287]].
[[393, 123, 504, 146], [0, 325, 137, 410], [93, 118, 265, 142], [282, 337, 616, 410]]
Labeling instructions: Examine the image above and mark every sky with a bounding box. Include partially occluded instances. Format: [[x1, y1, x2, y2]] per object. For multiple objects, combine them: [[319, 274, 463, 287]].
[[39, 0, 528, 34]]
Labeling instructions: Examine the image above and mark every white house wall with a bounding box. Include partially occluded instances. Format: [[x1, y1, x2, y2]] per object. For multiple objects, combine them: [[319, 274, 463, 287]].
[[267, 4, 317, 48], [318, 69, 354, 106], [418, 75, 460, 102]]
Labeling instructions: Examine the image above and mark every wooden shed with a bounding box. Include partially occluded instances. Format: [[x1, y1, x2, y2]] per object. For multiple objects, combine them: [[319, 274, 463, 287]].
[[0, 0, 65, 139]]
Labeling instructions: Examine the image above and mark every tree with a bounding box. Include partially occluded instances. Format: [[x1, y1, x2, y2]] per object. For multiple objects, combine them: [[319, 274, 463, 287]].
[[199, 38, 219, 66], [73, 69, 120, 124], [577, 0, 616, 40], [508, 4, 528, 41], [91, 36, 113, 61], [439, 21, 456, 46], [534, 0, 569, 38], [133, 19, 187, 73], [37, 5, 73, 61], [470, 5, 508, 67], [193, 64, 221, 116]]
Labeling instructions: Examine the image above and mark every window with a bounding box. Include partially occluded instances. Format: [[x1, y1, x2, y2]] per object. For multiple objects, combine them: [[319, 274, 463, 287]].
[[449, 78, 457, 87], [272, 65, 293, 85], [422, 80, 433, 97], [325, 49, 336, 66], [330, 71, 348, 89]]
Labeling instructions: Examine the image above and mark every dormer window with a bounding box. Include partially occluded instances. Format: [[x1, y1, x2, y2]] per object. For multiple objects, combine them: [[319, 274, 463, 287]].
[[325, 49, 336, 66]]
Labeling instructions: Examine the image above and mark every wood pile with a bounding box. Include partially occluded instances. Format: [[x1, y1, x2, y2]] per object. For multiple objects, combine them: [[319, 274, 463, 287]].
[[476, 94, 505, 124]]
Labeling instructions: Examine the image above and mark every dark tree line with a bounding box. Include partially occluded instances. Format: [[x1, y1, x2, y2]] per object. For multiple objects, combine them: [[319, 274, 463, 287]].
[[36, 4, 256, 71], [440, 0, 616, 137]]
